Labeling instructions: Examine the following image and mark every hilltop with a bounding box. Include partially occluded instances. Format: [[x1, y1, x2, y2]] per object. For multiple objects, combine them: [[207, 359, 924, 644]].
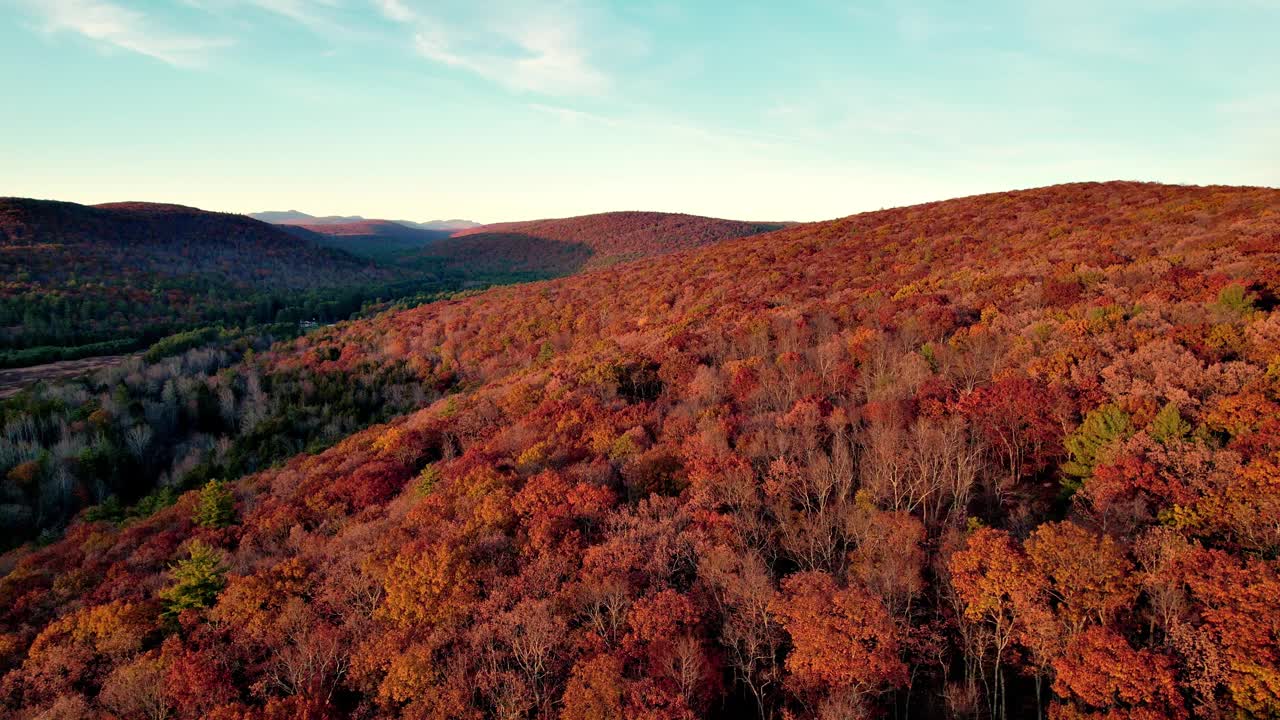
[[3, 182, 1280, 719], [263, 209, 784, 279], [414, 210, 790, 277], [2, 199, 320, 251]]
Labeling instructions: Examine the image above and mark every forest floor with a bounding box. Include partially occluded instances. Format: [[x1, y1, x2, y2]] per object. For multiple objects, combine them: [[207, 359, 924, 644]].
[[0, 354, 132, 399]]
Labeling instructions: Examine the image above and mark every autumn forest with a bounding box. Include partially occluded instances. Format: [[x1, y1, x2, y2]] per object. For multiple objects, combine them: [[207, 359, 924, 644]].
[[2, 181, 1280, 720]]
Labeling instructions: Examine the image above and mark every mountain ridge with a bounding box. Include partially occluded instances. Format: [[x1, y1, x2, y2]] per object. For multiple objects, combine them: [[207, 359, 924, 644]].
[[251, 209, 479, 232], [413, 209, 792, 277]]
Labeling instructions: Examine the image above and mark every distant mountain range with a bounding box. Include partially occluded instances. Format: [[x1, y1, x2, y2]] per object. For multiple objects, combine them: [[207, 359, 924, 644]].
[[251, 210, 479, 232]]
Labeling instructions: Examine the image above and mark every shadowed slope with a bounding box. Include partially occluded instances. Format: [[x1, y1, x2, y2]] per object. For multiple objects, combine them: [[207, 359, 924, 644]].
[[415, 210, 790, 277], [0, 198, 382, 284], [0, 198, 398, 362], [281, 220, 452, 259]]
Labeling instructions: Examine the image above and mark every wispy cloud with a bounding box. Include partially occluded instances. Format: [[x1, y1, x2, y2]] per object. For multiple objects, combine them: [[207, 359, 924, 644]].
[[374, 0, 413, 23], [182, 0, 356, 39], [529, 102, 792, 152], [415, 25, 607, 95], [378, 1, 614, 96], [19, 0, 230, 67], [242, 0, 342, 31]]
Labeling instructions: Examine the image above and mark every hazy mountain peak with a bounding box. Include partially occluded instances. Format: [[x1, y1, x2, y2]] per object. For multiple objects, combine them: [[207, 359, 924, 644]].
[[251, 210, 480, 231]]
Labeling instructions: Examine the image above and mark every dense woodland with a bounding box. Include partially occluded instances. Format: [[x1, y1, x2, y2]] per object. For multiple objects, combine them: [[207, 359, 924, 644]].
[[0, 200, 777, 368], [411, 212, 788, 277], [2, 182, 1279, 720], [0, 200, 453, 367], [0, 323, 437, 548]]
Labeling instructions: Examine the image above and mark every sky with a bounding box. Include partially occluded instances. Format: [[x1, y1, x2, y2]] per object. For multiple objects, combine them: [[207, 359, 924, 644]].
[[1, 1, 1277, 224]]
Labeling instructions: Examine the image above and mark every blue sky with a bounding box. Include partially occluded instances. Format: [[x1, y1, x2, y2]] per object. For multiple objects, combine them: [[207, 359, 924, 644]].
[[2, 0, 1277, 223]]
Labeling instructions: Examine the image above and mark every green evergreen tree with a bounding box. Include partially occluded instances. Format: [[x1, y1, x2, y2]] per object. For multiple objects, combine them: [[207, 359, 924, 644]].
[[538, 341, 555, 364], [1150, 402, 1191, 445], [414, 465, 441, 497], [1062, 404, 1132, 492], [1215, 283, 1256, 316], [193, 479, 236, 528], [159, 540, 226, 619]]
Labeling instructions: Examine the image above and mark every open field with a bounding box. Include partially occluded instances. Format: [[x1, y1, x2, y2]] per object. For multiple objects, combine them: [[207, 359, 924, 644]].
[[0, 354, 130, 399]]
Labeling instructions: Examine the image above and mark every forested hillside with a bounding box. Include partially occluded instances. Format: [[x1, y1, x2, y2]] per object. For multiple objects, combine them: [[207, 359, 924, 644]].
[[413, 211, 789, 277], [0, 199, 421, 367], [0, 322, 439, 547], [282, 221, 451, 261], [0, 201, 777, 371], [3, 182, 1280, 720]]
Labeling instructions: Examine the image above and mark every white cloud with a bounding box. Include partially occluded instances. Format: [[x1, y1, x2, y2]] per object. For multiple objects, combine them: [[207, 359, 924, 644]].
[[184, 0, 354, 37], [399, 2, 612, 96], [21, 0, 230, 67], [375, 0, 413, 23], [412, 29, 608, 96], [23, 0, 617, 91]]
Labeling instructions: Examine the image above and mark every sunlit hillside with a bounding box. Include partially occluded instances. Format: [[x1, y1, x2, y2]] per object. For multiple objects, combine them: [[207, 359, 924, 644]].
[[4, 182, 1279, 719]]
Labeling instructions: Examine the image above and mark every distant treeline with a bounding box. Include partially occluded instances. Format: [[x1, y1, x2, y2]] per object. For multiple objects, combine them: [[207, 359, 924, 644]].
[[0, 339, 139, 369]]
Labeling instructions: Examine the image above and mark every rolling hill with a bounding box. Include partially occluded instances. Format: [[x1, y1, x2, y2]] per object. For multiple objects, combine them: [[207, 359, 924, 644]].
[[3, 182, 1280, 719], [0, 201, 783, 372], [280, 220, 452, 260], [1, 199, 333, 258], [0, 198, 411, 365], [287, 210, 789, 281], [412, 210, 791, 277]]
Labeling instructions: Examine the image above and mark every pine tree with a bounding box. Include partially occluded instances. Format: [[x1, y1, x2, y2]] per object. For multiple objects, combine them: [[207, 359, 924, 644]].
[[1150, 402, 1191, 445], [1062, 404, 1131, 492], [193, 480, 236, 528], [160, 540, 226, 619]]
